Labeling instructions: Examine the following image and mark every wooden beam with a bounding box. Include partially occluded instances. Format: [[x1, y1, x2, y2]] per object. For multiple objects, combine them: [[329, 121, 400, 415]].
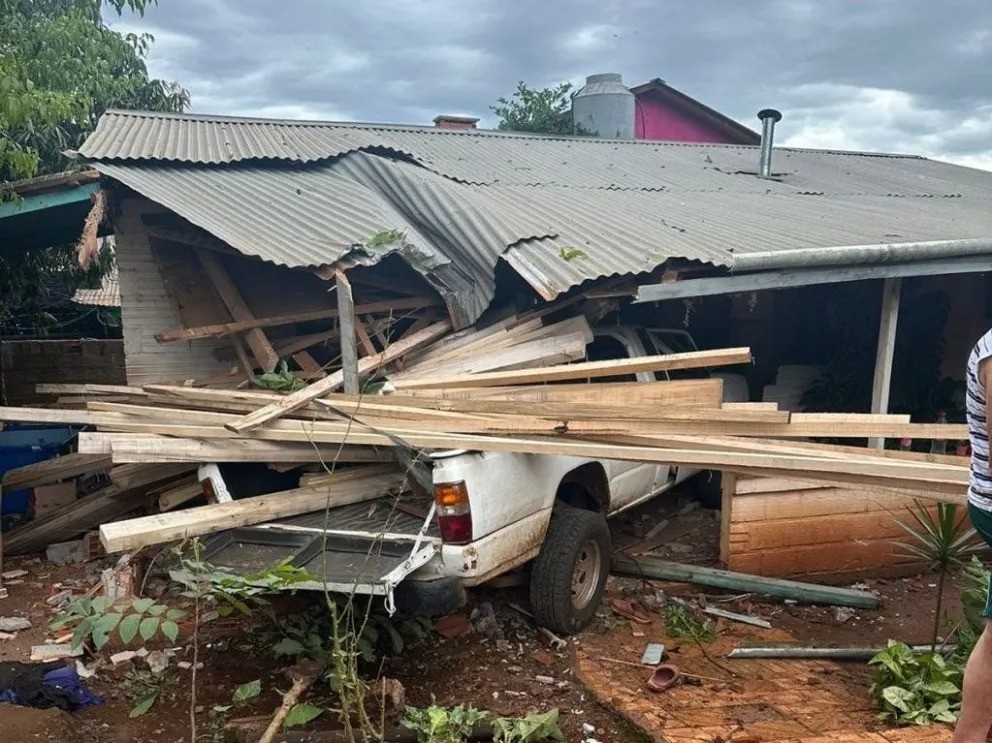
[[336, 271, 360, 395], [224, 319, 451, 434], [198, 251, 279, 372], [35, 384, 145, 396], [154, 297, 441, 343], [157, 479, 205, 512], [869, 277, 902, 449], [230, 334, 256, 379], [99, 467, 405, 553], [392, 347, 752, 390], [82, 433, 392, 464], [69, 405, 968, 493], [399, 379, 724, 408], [291, 352, 325, 378], [1, 453, 111, 491], [611, 556, 879, 609]]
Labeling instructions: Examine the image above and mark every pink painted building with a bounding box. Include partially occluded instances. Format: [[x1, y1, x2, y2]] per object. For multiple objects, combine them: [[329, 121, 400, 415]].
[[631, 78, 759, 145]]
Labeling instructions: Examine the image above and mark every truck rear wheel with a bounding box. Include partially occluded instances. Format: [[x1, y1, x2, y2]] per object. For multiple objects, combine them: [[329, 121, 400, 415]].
[[530, 504, 611, 635]]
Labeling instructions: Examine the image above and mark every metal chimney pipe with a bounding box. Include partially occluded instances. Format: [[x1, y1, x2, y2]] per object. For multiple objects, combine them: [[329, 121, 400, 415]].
[[757, 108, 782, 178]]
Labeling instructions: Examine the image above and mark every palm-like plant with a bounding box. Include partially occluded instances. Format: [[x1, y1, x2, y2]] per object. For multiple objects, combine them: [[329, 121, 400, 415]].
[[895, 501, 981, 651]]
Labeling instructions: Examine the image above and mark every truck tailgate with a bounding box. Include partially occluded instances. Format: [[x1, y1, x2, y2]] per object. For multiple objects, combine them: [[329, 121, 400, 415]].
[[199, 498, 440, 603]]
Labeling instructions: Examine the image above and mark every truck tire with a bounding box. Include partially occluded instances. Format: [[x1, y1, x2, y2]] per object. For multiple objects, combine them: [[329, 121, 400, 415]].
[[530, 504, 611, 635]]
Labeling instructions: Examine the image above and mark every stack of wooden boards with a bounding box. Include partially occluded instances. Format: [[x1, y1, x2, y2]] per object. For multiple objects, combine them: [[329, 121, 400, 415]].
[[0, 308, 971, 558]]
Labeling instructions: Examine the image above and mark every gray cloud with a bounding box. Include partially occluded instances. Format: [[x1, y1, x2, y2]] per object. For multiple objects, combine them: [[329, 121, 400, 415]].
[[113, 0, 992, 167]]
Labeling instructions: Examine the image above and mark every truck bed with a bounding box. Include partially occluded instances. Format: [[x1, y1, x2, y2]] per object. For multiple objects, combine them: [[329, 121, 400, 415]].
[[199, 496, 439, 597]]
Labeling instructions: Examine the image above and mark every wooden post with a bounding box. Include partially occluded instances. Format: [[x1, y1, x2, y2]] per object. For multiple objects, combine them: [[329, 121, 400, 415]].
[[197, 252, 279, 372], [869, 278, 902, 450], [336, 270, 360, 395]]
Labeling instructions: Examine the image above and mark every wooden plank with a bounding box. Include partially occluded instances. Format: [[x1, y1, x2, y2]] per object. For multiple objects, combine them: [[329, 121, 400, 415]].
[[224, 319, 452, 433], [35, 384, 145, 396], [292, 352, 325, 378], [99, 467, 405, 552], [723, 402, 779, 411], [734, 477, 831, 496], [399, 379, 724, 408], [109, 463, 196, 490], [336, 271, 360, 395], [392, 347, 753, 390], [230, 334, 256, 379], [154, 296, 441, 342], [198, 251, 279, 372], [610, 555, 880, 608], [2, 453, 111, 491], [157, 479, 205, 511], [354, 316, 379, 358], [84, 433, 392, 464], [77, 408, 969, 494]]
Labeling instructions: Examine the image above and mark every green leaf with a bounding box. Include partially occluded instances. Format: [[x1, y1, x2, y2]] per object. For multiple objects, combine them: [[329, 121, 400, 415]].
[[923, 680, 959, 696], [91, 596, 110, 614], [232, 679, 261, 705], [131, 598, 154, 614], [139, 616, 159, 641], [882, 686, 915, 713], [71, 616, 97, 649], [118, 613, 141, 644], [145, 604, 167, 617], [129, 691, 159, 718], [284, 703, 324, 728], [160, 620, 180, 643], [93, 612, 123, 649], [165, 608, 186, 621]]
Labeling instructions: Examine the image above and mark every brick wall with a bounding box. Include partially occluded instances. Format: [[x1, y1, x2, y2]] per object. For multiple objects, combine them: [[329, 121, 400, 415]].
[[0, 338, 125, 405], [719, 475, 957, 579]]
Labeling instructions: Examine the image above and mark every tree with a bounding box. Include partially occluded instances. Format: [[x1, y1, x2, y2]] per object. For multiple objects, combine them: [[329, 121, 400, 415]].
[[0, 0, 189, 182], [0, 0, 188, 332], [491, 81, 579, 136]]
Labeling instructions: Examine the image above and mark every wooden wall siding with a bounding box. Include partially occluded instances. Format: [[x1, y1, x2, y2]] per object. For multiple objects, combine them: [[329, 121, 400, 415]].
[[1, 339, 125, 406], [115, 198, 228, 385], [721, 475, 951, 578]]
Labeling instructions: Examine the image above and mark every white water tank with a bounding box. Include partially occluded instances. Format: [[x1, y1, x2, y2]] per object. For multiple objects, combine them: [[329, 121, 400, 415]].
[[572, 73, 635, 139]]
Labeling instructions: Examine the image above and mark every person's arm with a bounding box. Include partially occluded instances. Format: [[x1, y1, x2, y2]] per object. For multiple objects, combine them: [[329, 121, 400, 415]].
[[984, 359, 992, 474]]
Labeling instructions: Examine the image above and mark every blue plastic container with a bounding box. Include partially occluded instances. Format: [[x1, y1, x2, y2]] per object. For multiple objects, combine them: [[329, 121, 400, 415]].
[[0, 426, 78, 519]]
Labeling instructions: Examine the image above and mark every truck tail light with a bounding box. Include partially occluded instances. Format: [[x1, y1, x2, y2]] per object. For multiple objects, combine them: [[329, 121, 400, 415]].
[[434, 481, 472, 544]]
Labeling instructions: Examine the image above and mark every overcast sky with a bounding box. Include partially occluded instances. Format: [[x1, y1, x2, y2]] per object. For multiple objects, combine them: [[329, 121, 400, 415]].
[[114, 0, 992, 169]]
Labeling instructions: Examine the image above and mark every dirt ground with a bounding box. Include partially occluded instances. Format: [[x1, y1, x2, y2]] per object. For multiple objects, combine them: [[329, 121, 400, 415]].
[[0, 490, 972, 742]]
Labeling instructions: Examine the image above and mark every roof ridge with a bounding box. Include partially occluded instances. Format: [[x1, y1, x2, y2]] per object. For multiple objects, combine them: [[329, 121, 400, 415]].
[[97, 110, 933, 160]]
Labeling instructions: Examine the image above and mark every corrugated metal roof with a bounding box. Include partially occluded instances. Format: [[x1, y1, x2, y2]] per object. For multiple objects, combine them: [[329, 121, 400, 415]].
[[81, 110, 992, 325]]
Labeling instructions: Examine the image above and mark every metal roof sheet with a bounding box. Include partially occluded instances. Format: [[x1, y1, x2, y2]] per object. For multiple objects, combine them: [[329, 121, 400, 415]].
[[81, 110, 992, 325], [72, 272, 120, 307]]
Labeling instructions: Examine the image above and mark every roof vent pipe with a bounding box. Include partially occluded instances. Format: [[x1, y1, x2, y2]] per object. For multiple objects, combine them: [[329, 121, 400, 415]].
[[757, 108, 782, 178]]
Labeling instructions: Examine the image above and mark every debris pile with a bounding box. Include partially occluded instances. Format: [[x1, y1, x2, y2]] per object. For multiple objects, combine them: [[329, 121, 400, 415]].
[[0, 298, 970, 559]]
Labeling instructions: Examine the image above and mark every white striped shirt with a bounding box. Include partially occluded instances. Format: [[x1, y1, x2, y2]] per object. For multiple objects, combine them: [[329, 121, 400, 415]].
[[967, 328, 992, 511]]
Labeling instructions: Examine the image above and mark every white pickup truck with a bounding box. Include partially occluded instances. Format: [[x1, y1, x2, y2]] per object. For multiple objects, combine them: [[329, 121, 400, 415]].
[[200, 326, 747, 634]]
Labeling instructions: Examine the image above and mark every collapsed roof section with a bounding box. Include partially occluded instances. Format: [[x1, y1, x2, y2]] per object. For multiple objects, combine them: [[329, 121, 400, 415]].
[[79, 109, 992, 327]]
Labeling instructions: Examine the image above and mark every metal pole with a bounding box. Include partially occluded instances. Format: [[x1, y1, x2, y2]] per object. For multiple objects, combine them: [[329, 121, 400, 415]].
[[869, 277, 902, 450], [757, 108, 782, 178]]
